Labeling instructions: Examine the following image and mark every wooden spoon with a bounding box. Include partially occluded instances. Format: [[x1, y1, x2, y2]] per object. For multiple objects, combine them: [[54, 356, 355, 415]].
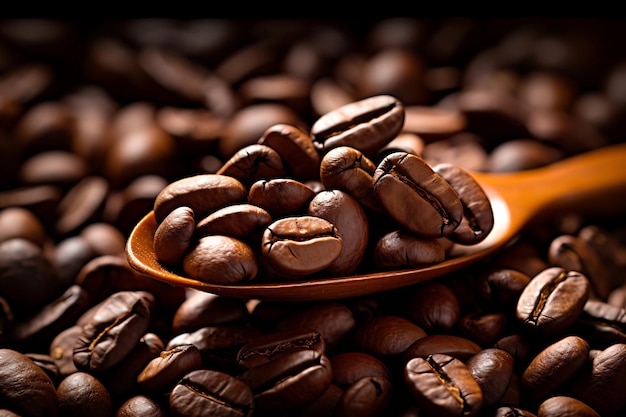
[[126, 142, 626, 301]]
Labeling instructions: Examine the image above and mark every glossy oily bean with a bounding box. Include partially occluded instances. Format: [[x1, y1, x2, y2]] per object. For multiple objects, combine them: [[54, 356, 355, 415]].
[[0, 238, 60, 309], [571, 343, 626, 416], [521, 335, 589, 404], [404, 335, 482, 362], [373, 230, 446, 268], [167, 324, 263, 371], [373, 152, 463, 238], [169, 369, 254, 417], [537, 396, 600, 417], [276, 302, 356, 353], [73, 291, 154, 373], [9, 284, 90, 348], [330, 351, 392, 386], [308, 189, 369, 276], [476, 268, 531, 310], [257, 123, 320, 180], [335, 376, 393, 417], [0, 348, 59, 417], [183, 235, 257, 284], [404, 353, 483, 417], [248, 178, 315, 217], [319, 146, 382, 213], [216, 143, 286, 186], [353, 315, 427, 357], [137, 344, 203, 393], [116, 394, 169, 417], [548, 234, 612, 299], [238, 349, 333, 411], [56, 371, 113, 417], [195, 203, 272, 239], [311, 94, 404, 156], [465, 348, 514, 409], [261, 216, 342, 276], [153, 206, 195, 265], [172, 291, 249, 334], [516, 267, 590, 335], [402, 282, 461, 333], [153, 173, 247, 223], [237, 327, 326, 370], [433, 162, 494, 245]]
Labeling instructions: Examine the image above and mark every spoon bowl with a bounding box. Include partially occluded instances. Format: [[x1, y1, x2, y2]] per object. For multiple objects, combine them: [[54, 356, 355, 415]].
[[126, 142, 626, 301]]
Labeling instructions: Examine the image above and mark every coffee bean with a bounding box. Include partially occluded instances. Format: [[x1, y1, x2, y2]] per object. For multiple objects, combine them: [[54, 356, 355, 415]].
[[404, 353, 483, 417], [373, 152, 463, 238], [516, 267, 590, 335], [311, 94, 404, 156]]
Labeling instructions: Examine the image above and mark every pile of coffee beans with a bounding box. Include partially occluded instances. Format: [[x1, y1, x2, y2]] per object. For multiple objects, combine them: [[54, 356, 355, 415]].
[[152, 94, 495, 284], [1, 18, 626, 416]]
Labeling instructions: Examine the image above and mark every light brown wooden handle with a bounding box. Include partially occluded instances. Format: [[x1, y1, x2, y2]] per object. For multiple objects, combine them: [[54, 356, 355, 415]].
[[474, 142, 626, 224]]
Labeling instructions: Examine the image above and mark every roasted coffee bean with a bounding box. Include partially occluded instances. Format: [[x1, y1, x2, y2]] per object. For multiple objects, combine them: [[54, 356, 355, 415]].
[[433, 162, 494, 245], [52, 235, 98, 287], [404, 353, 483, 417], [402, 282, 461, 333], [153, 205, 195, 265], [172, 291, 249, 335], [49, 325, 82, 377], [308, 189, 369, 276], [169, 369, 255, 417], [216, 143, 286, 186], [248, 178, 315, 217], [458, 311, 508, 346], [167, 324, 263, 372], [521, 335, 589, 404], [319, 146, 382, 213], [238, 349, 333, 411], [354, 315, 427, 358], [137, 344, 203, 393], [548, 234, 612, 300], [373, 230, 446, 268], [218, 102, 306, 160], [516, 267, 590, 335], [404, 334, 482, 362], [104, 332, 164, 398], [476, 268, 531, 311], [0, 237, 61, 310], [537, 395, 600, 417], [276, 301, 356, 354], [153, 173, 247, 224], [373, 152, 463, 238], [73, 291, 154, 373], [116, 394, 169, 417], [261, 215, 342, 276], [57, 371, 113, 417], [9, 284, 90, 348], [257, 123, 320, 180], [330, 351, 392, 386], [237, 327, 326, 370], [402, 105, 467, 142], [195, 203, 272, 240], [465, 348, 514, 409], [494, 406, 538, 417], [0, 348, 59, 417], [570, 342, 626, 416], [0, 206, 48, 247], [335, 376, 393, 417], [311, 94, 404, 156], [54, 175, 110, 237], [183, 235, 257, 284]]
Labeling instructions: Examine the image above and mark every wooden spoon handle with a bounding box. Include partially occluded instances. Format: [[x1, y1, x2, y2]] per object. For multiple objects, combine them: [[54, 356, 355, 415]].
[[473, 142, 626, 231]]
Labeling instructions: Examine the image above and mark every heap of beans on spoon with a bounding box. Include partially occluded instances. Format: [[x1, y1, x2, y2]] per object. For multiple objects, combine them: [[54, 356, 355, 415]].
[[1, 17, 626, 417], [152, 94, 495, 285]]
